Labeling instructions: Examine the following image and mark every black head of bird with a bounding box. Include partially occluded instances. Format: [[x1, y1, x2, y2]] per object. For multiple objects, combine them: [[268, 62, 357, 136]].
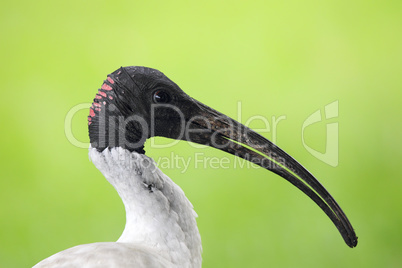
[[89, 66, 357, 248]]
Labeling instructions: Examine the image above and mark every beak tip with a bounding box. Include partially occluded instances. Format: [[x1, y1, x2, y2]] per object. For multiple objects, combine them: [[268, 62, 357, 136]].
[[350, 237, 358, 248], [345, 234, 358, 248]]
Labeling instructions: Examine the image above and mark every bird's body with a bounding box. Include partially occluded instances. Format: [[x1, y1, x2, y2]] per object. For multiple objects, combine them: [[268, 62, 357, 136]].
[[35, 147, 201, 268], [34, 66, 357, 267], [33, 242, 173, 267]]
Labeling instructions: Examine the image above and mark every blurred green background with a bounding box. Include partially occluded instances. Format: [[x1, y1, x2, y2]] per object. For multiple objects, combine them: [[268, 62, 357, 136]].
[[1, 1, 401, 267]]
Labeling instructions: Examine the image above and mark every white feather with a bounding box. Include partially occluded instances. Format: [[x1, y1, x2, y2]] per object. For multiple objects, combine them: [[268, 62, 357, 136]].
[[34, 147, 202, 268]]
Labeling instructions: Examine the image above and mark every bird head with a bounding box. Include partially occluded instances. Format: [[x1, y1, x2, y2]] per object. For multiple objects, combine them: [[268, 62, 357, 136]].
[[88, 66, 357, 248]]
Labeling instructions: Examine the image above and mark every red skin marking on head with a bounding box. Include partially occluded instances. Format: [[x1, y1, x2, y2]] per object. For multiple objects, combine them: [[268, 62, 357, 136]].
[[117, 71, 121, 75], [103, 101, 106, 105], [95, 108, 101, 112], [108, 95, 113, 100], [88, 117, 92, 121], [99, 91, 107, 97], [107, 77, 115, 84], [95, 94, 102, 99], [93, 102, 101, 107], [101, 83, 112, 91], [89, 108, 95, 117], [88, 121, 92, 125]]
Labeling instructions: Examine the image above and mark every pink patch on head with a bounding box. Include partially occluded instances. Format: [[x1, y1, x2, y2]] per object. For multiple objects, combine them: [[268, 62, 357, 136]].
[[95, 94, 102, 99], [95, 108, 101, 112], [93, 102, 101, 107], [103, 101, 106, 105], [107, 77, 115, 84], [117, 71, 122, 75], [88, 117, 92, 121], [108, 95, 113, 100], [101, 83, 112, 91], [99, 91, 107, 97], [89, 108, 95, 117]]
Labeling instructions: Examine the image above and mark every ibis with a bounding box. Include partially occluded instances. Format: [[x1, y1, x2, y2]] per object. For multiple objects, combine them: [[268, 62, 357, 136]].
[[34, 66, 357, 267]]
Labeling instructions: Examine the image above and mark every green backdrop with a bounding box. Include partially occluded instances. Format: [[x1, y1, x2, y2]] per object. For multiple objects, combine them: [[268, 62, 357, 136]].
[[1, 1, 401, 267]]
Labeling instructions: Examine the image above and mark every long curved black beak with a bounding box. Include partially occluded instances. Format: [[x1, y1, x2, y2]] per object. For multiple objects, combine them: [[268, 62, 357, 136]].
[[175, 98, 358, 248]]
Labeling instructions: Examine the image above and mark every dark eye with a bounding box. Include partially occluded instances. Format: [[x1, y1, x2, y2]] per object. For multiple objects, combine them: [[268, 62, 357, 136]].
[[152, 90, 171, 103]]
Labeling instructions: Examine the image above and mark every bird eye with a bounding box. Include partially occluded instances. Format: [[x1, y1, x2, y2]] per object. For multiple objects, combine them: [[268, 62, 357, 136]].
[[152, 90, 171, 103]]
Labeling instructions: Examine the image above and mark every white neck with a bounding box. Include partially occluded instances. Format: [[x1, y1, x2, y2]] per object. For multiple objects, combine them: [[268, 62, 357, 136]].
[[89, 147, 202, 268]]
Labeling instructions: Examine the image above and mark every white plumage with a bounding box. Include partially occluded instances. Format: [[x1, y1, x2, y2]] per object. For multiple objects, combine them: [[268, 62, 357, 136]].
[[34, 147, 202, 268]]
